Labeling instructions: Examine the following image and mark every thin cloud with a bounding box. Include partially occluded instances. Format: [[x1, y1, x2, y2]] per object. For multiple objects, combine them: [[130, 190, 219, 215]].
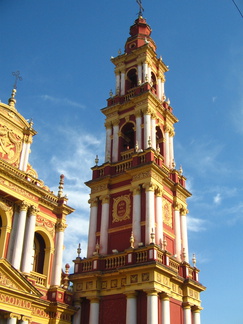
[[40, 94, 86, 109], [187, 215, 207, 232], [213, 193, 221, 205]]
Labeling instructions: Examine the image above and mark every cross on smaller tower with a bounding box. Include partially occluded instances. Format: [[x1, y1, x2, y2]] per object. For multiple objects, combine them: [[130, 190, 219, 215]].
[[12, 70, 22, 89], [136, 0, 144, 17]]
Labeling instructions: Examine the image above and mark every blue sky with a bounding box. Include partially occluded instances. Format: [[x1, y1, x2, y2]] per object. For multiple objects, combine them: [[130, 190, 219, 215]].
[[1, 1, 243, 323]]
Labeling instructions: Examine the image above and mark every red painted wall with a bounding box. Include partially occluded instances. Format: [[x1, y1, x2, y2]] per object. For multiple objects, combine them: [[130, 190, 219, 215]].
[[137, 290, 147, 324], [170, 298, 183, 324], [99, 294, 126, 324]]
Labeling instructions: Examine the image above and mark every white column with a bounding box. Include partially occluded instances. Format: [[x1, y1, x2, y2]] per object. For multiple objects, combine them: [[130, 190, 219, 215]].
[[11, 201, 29, 270], [22, 142, 31, 171], [143, 62, 148, 82], [116, 73, 120, 95], [87, 198, 98, 258], [19, 318, 29, 324], [19, 141, 27, 170], [157, 78, 161, 100], [7, 209, 19, 263], [135, 113, 142, 150], [99, 195, 110, 255], [137, 64, 142, 84], [184, 304, 192, 324], [112, 122, 119, 162], [73, 301, 82, 324], [126, 292, 137, 324], [144, 113, 151, 149], [105, 123, 112, 162], [192, 307, 201, 324], [89, 298, 99, 324], [21, 206, 39, 273], [132, 186, 141, 248], [51, 221, 66, 286], [121, 72, 125, 95], [143, 183, 155, 245], [155, 189, 163, 246], [174, 205, 182, 261], [181, 208, 189, 263], [147, 66, 152, 84], [147, 291, 158, 324], [6, 314, 20, 324], [151, 115, 156, 150], [161, 294, 170, 324], [169, 131, 175, 168], [164, 128, 170, 167], [161, 81, 165, 100]]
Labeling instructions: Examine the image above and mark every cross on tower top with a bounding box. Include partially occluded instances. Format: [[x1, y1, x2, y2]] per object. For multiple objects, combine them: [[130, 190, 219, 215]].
[[12, 70, 22, 89], [136, 0, 144, 17]]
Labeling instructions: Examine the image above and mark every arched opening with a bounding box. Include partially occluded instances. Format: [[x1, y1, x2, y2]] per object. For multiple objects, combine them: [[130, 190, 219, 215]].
[[126, 68, 137, 91], [33, 232, 46, 274], [151, 72, 157, 94], [120, 123, 135, 151], [156, 126, 164, 156]]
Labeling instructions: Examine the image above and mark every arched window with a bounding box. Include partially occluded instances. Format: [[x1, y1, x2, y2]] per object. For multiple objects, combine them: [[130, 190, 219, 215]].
[[151, 72, 157, 94], [120, 123, 135, 152], [33, 232, 45, 274], [156, 126, 164, 156], [126, 68, 137, 91]]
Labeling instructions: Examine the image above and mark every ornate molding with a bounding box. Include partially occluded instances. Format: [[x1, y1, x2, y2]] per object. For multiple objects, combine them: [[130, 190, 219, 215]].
[[112, 195, 131, 223]]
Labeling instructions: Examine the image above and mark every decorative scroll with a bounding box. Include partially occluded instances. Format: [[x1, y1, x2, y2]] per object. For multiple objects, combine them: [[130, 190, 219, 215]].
[[112, 195, 131, 223], [0, 124, 22, 166], [163, 200, 172, 228]]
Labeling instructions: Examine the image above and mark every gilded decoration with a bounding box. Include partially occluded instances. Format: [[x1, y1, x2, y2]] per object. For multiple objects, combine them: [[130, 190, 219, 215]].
[[130, 275, 138, 283], [36, 215, 55, 235], [142, 273, 150, 281], [121, 278, 126, 286], [0, 124, 22, 166], [0, 178, 37, 201], [163, 200, 172, 228], [101, 281, 107, 289], [111, 279, 118, 288], [0, 272, 18, 289], [112, 194, 131, 223]]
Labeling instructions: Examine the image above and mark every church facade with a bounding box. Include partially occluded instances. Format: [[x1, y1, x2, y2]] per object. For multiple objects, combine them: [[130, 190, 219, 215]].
[[0, 89, 75, 323], [70, 15, 205, 324]]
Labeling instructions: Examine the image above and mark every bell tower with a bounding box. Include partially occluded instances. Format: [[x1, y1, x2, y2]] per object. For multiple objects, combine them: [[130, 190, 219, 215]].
[[71, 14, 205, 324]]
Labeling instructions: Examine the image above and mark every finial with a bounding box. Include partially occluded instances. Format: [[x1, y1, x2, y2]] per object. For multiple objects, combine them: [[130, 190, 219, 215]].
[[130, 231, 135, 248], [58, 174, 65, 198], [28, 118, 34, 130], [156, 144, 160, 153], [77, 243, 81, 259], [172, 159, 176, 169], [192, 253, 196, 267], [95, 155, 99, 166], [150, 228, 155, 244], [95, 240, 100, 254], [118, 49, 122, 55], [109, 89, 113, 97], [136, 0, 144, 17], [162, 237, 167, 250], [63, 263, 70, 289], [179, 165, 183, 175], [135, 141, 139, 152], [166, 98, 170, 105], [181, 248, 186, 262], [148, 136, 151, 147], [8, 88, 17, 107]]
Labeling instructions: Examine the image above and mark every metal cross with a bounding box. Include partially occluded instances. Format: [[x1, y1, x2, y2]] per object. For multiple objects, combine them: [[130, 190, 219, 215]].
[[12, 70, 22, 89], [136, 0, 144, 17]]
